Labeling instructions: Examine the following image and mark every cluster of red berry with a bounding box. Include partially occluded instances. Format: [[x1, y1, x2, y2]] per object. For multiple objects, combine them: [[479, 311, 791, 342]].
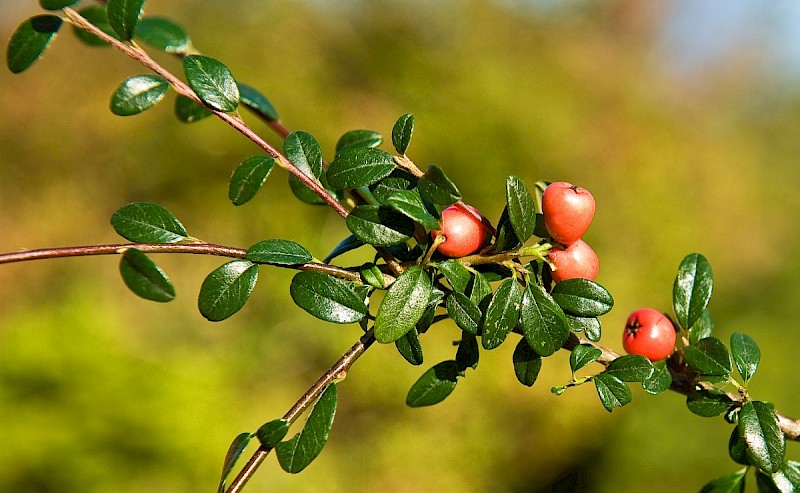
[[541, 182, 599, 283]]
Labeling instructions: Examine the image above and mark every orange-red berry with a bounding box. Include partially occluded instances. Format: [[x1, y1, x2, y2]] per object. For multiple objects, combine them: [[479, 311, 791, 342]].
[[542, 182, 595, 245], [432, 205, 489, 258], [622, 308, 677, 361], [548, 239, 599, 282]]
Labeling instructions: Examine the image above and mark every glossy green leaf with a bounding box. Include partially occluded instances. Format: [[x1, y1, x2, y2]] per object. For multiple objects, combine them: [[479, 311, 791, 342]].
[[446, 292, 482, 336], [729, 428, 751, 466], [550, 279, 614, 317], [686, 389, 734, 417], [436, 259, 472, 294], [756, 461, 800, 493], [570, 344, 601, 374], [218, 432, 252, 493], [375, 266, 432, 343], [7, 15, 62, 73], [107, 0, 145, 40], [642, 360, 672, 395], [327, 148, 395, 190], [238, 82, 279, 121], [345, 205, 416, 246], [183, 54, 239, 112], [689, 308, 714, 344], [255, 419, 289, 449], [288, 174, 328, 205], [482, 279, 522, 350], [582, 317, 602, 342], [198, 260, 258, 322], [506, 176, 536, 244], [335, 129, 382, 157], [673, 253, 713, 330], [406, 360, 459, 407], [731, 332, 760, 383], [228, 155, 275, 205], [455, 334, 480, 372], [110, 202, 189, 243], [386, 190, 439, 229], [110, 74, 168, 116], [739, 400, 785, 474], [513, 337, 542, 387], [358, 263, 384, 289], [323, 235, 365, 263], [493, 205, 521, 253], [395, 328, 424, 366], [289, 271, 367, 324], [370, 172, 416, 204], [520, 283, 570, 356], [119, 248, 175, 302], [275, 384, 337, 473], [605, 355, 654, 382], [566, 314, 598, 333], [72, 6, 119, 46], [417, 164, 461, 206], [135, 17, 190, 54], [593, 373, 632, 412], [40, 0, 79, 8], [285, 131, 323, 180], [246, 239, 312, 265], [684, 336, 732, 376], [175, 94, 212, 123], [699, 469, 746, 493], [392, 113, 414, 154], [468, 271, 492, 306]]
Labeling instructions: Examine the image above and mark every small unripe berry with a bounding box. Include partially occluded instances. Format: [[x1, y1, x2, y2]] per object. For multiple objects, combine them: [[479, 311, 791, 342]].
[[542, 182, 595, 245], [622, 308, 677, 361], [432, 205, 489, 258], [547, 239, 599, 282]]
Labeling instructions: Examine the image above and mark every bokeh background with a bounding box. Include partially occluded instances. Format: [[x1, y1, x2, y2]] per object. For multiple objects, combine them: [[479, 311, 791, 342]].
[[2, 0, 800, 491]]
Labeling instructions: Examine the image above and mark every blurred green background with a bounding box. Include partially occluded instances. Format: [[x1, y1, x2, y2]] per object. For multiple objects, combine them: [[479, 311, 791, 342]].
[[2, 0, 800, 491]]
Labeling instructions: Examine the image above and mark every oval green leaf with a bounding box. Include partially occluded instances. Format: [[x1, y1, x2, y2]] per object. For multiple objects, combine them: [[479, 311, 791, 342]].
[[482, 279, 522, 350], [738, 400, 785, 474], [119, 248, 175, 302], [228, 155, 275, 205], [107, 0, 145, 40], [493, 206, 521, 253], [327, 148, 396, 190], [550, 278, 614, 317], [255, 419, 289, 449], [570, 344, 602, 374], [446, 292, 482, 336], [699, 469, 746, 493], [135, 17, 190, 54], [506, 175, 536, 244], [175, 94, 212, 123], [593, 373, 632, 412], [684, 336, 732, 377], [418, 164, 461, 206], [395, 328, 424, 366], [520, 283, 570, 356], [387, 190, 439, 229], [392, 113, 414, 155], [731, 332, 760, 383], [605, 354, 654, 383], [406, 360, 459, 408], [198, 260, 259, 322], [72, 6, 119, 46], [335, 129, 383, 157], [513, 337, 542, 387], [375, 266, 432, 343], [456, 334, 480, 372], [436, 259, 472, 294], [756, 461, 800, 492], [686, 389, 734, 417], [289, 271, 367, 324], [285, 131, 323, 180], [7, 15, 62, 74], [690, 308, 714, 344], [238, 82, 279, 121], [275, 384, 337, 474], [218, 432, 252, 493], [246, 239, 312, 266], [183, 54, 239, 112], [345, 205, 416, 247], [642, 360, 672, 395], [673, 253, 713, 330], [370, 172, 416, 204], [110, 74, 169, 116], [110, 202, 189, 243]]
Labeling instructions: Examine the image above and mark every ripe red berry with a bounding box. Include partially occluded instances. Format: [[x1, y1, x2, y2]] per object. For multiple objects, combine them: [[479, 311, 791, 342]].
[[542, 182, 595, 245], [547, 239, 599, 282], [622, 308, 677, 361], [432, 205, 489, 258]]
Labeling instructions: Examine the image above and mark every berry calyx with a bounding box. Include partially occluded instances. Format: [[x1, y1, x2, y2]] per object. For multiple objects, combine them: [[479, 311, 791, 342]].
[[622, 308, 677, 361], [547, 239, 599, 282], [432, 205, 489, 258], [542, 182, 595, 245]]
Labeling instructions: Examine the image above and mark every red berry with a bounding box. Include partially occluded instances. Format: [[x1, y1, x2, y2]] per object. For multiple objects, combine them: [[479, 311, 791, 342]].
[[548, 239, 599, 282], [432, 205, 489, 258], [542, 182, 595, 245], [622, 308, 677, 361]]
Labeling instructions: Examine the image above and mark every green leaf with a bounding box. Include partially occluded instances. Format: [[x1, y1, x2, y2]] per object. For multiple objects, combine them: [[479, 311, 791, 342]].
[[335, 130, 383, 157], [593, 373, 632, 412], [135, 16, 190, 54], [345, 205, 416, 247], [119, 248, 175, 302], [395, 328, 424, 366], [570, 344, 601, 374], [228, 155, 275, 205], [255, 419, 289, 449], [275, 384, 337, 473], [446, 292, 482, 336], [505, 176, 536, 244], [689, 308, 714, 344], [40, 0, 79, 9], [289, 271, 367, 324], [288, 174, 328, 205], [520, 283, 570, 356], [686, 389, 734, 417], [175, 94, 212, 123], [642, 360, 672, 395], [513, 337, 542, 387], [7, 15, 62, 74], [739, 401, 785, 474], [406, 361, 459, 407], [323, 235, 365, 264], [238, 82, 279, 121], [468, 270, 493, 306], [387, 190, 439, 229], [375, 266, 432, 343], [605, 355, 654, 382], [246, 239, 312, 265], [417, 164, 461, 206], [392, 113, 414, 155], [110, 74, 169, 116], [455, 334, 480, 372], [285, 131, 323, 180], [731, 332, 761, 383], [107, 0, 145, 40], [699, 469, 747, 493], [582, 317, 602, 342], [756, 461, 800, 493], [684, 336, 732, 376], [183, 54, 239, 112], [550, 279, 614, 317], [482, 279, 522, 350], [436, 259, 472, 294], [327, 148, 396, 190], [72, 6, 119, 46], [729, 428, 751, 466], [493, 205, 521, 253], [673, 253, 713, 330], [198, 260, 258, 322], [370, 171, 416, 204], [218, 432, 252, 493], [110, 202, 189, 243]]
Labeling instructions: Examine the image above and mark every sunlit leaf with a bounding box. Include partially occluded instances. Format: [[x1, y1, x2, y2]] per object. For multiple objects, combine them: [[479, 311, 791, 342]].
[[183, 54, 239, 112], [520, 283, 569, 356], [406, 360, 459, 407], [375, 266, 432, 343], [275, 384, 337, 473], [228, 155, 275, 205], [135, 16, 190, 53], [418, 164, 461, 206], [505, 175, 536, 244], [730, 332, 760, 383], [289, 271, 367, 324], [327, 148, 395, 190], [218, 432, 252, 493], [738, 400, 785, 474], [673, 253, 713, 330], [345, 205, 416, 246], [198, 260, 259, 322], [246, 239, 312, 266], [550, 278, 613, 317], [482, 279, 522, 350], [335, 129, 382, 157], [593, 373, 632, 412], [110, 202, 189, 243], [110, 74, 169, 116], [392, 113, 414, 155], [107, 0, 145, 40]]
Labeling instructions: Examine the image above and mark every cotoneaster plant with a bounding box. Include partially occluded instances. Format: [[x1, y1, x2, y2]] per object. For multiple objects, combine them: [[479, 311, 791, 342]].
[[3, 2, 800, 493]]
